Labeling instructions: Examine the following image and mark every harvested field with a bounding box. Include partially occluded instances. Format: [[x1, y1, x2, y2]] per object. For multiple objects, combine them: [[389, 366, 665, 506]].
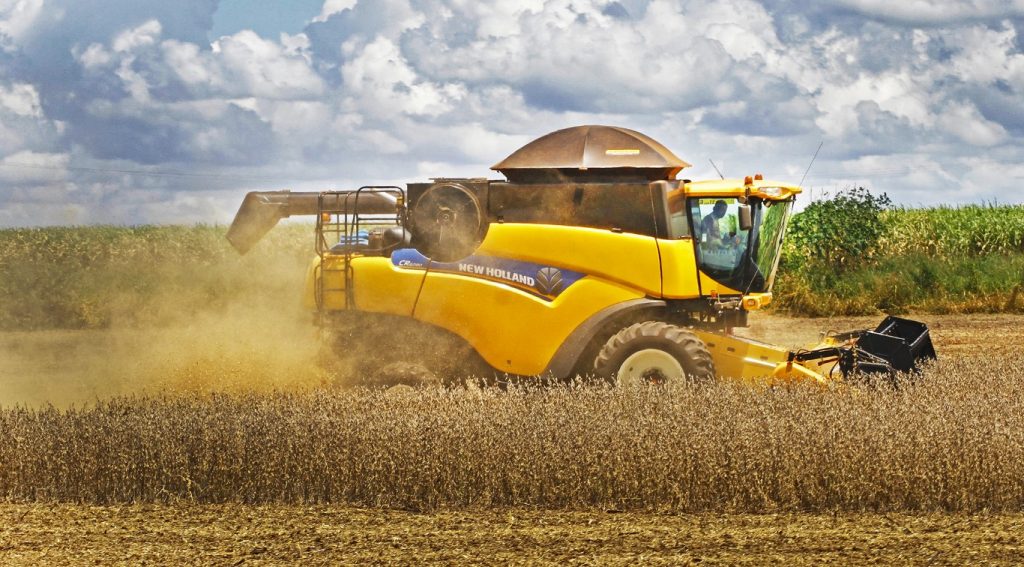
[[2, 506, 1023, 565], [740, 312, 1024, 359]]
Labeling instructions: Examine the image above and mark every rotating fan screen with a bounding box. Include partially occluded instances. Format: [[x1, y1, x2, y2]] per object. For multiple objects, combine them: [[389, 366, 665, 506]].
[[410, 183, 486, 262]]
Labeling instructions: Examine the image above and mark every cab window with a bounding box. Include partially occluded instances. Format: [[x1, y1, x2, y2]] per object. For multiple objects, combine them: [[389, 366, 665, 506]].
[[668, 195, 690, 238], [689, 198, 749, 273]]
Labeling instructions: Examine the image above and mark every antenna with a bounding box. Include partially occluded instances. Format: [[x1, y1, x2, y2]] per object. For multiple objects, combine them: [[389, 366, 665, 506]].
[[709, 159, 725, 180], [799, 141, 823, 188]]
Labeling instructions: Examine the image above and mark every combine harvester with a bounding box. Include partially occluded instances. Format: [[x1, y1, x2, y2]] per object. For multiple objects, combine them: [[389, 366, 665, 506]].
[[227, 126, 935, 386]]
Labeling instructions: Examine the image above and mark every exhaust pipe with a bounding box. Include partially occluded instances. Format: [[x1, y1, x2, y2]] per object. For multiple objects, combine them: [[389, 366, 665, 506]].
[[226, 190, 399, 254]]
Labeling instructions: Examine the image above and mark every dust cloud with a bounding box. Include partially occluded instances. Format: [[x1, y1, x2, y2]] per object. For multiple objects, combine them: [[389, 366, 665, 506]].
[[0, 228, 327, 408], [0, 304, 325, 409]]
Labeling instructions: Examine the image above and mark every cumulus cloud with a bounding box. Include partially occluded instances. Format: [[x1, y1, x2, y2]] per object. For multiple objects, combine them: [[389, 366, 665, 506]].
[[1, 0, 1023, 227], [162, 31, 326, 99], [0, 150, 69, 184], [0, 81, 40, 116], [0, 0, 45, 48], [833, 0, 1024, 26], [398, 0, 771, 113], [313, 0, 357, 23]]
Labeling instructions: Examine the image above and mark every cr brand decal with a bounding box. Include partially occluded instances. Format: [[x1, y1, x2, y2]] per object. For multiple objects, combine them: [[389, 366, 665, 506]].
[[391, 249, 585, 299]]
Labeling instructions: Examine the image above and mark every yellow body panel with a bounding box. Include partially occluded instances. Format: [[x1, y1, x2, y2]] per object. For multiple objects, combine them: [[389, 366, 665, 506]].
[[352, 258, 424, 315], [693, 331, 831, 385], [656, 238, 700, 298], [303, 257, 330, 310], [694, 331, 789, 381], [413, 273, 641, 375], [304, 256, 424, 315], [697, 271, 744, 297], [477, 223, 663, 296], [305, 249, 645, 375]]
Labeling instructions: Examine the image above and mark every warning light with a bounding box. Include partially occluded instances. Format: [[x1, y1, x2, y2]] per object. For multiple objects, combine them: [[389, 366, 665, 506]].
[[754, 173, 763, 180], [744, 176, 753, 185]]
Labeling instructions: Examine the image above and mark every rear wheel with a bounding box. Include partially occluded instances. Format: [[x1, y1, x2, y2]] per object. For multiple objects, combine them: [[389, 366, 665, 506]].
[[594, 321, 715, 386]]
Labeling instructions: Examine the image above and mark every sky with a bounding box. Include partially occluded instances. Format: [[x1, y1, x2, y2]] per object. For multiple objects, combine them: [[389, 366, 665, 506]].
[[0, 0, 1022, 227]]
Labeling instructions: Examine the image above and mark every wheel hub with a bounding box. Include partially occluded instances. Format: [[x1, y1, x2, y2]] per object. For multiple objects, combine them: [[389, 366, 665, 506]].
[[617, 349, 685, 386]]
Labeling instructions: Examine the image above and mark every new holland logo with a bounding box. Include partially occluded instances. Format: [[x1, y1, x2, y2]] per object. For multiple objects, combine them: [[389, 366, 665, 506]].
[[391, 249, 584, 300], [535, 267, 565, 296]]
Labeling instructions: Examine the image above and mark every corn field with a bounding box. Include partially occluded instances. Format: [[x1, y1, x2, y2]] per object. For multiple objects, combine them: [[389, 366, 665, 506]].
[[0, 224, 310, 330], [881, 204, 1024, 257], [774, 203, 1024, 316], [2, 356, 1022, 512]]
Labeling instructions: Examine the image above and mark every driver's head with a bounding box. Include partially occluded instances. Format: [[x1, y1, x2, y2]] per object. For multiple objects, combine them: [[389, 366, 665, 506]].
[[713, 200, 728, 218]]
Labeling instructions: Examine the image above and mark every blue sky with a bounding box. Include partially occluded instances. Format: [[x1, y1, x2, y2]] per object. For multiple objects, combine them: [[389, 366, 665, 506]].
[[0, 0, 1023, 226], [210, 0, 323, 39]]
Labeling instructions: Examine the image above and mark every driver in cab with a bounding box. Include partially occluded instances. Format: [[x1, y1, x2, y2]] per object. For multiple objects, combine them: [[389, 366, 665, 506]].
[[700, 200, 739, 248]]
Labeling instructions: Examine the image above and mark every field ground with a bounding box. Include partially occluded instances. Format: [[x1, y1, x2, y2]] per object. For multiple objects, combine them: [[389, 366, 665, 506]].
[[2, 506, 1023, 565], [2, 313, 1023, 563], [738, 312, 1022, 359]]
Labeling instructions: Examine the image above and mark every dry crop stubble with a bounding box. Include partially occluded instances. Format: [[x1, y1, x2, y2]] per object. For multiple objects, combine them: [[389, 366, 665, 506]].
[[2, 355, 1023, 513], [2, 506, 1023, 565]]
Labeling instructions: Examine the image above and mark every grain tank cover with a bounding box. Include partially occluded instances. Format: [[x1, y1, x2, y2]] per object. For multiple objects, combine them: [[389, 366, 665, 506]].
[[491, 125, 691, 182]]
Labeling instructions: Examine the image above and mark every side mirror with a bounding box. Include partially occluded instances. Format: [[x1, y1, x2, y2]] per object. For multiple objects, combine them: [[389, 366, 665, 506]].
[[738, 204, 752, 231]]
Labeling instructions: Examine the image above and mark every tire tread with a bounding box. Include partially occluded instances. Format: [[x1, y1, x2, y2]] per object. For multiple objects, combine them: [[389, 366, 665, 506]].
[[593, 321, 715, 382]]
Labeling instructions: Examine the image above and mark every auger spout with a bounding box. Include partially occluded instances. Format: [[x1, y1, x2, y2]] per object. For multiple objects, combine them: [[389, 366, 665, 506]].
[[226, 190, 399, 254]]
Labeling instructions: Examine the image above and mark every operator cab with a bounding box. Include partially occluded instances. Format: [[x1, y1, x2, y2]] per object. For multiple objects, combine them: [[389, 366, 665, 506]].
[[666, 177, 797, 310]]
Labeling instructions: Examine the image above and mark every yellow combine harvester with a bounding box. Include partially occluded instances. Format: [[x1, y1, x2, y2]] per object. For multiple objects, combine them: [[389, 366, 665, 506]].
[[227, 125, 935, 386]]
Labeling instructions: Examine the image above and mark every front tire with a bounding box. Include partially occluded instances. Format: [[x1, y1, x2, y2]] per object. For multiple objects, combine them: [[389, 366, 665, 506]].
[[594, 321, 715, 386]]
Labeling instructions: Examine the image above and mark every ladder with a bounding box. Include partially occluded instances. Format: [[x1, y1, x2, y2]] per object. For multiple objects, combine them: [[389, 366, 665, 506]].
[[314, 187, 405, 312]]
